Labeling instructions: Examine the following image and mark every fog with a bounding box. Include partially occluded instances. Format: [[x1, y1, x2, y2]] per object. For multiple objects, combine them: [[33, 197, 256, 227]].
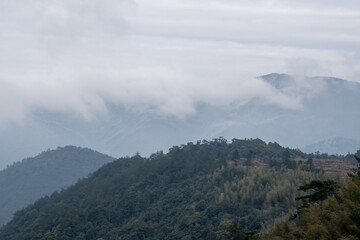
[[0, 0, 359, 166]]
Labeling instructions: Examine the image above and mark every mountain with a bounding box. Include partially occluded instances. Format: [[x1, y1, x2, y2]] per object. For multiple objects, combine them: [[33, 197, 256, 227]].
[[0, 73, 359, 169], [301, 136, 360, 155], [0, 138, 338, 239], [0, 146, 114, 226]]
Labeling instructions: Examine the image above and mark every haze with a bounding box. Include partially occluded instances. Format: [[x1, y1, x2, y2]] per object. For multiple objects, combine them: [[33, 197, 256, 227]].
[[0, 0, 359, 168]]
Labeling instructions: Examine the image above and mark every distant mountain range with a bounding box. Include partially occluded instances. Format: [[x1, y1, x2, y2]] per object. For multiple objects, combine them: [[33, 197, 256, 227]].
[[301, 136, 360, 155], [0, 146, 114, 226], [0, 73, 359, 168]]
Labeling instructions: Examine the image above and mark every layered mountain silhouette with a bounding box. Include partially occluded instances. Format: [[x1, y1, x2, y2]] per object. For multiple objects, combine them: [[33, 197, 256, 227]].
[[0, 73, 359, 168], [0, 146, 114, 226]]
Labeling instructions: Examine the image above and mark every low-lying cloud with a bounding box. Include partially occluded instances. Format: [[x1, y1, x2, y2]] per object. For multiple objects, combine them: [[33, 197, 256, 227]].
[[0, 0, 359, 126], [0, 67, 306, 126]]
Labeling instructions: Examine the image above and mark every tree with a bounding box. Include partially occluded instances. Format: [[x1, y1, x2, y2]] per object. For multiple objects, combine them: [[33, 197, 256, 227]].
[[282, 149, 290, 163], [245, 150, 253, 170], [348, 154, 360, 177], [282, 149, 296, 169], [295, 180, 340, 209], [355, 154, 360, 174], [228, 224, 259, 240], [232, 150, 240, 160]]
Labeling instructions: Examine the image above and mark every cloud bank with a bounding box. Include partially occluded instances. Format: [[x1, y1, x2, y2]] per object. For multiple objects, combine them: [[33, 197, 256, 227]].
[[0, 0, 359, 125], [0, 67, 304, 125]]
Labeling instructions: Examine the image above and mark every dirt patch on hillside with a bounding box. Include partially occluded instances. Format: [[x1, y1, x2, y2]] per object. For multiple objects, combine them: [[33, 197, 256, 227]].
[[296, 158, 356, 178]]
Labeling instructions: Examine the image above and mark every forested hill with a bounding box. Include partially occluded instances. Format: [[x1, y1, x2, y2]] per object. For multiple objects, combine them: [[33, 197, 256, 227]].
[[265, 155, 360, 239], [0, 146, 114, 226], [0, 138, 340, 239]]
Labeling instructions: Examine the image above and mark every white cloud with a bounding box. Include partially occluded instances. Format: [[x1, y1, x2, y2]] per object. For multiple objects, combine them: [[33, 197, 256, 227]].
[[0, 0, 359, 126], [0, 66, 305, 125]]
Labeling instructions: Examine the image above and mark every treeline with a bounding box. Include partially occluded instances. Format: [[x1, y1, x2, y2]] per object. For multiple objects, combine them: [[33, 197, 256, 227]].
[[310, 149, 360, 165], [0, 138, 343, 239]]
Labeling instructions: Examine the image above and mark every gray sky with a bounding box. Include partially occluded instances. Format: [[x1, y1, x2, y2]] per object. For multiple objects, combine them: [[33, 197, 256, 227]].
[[0, 0, 359, 125]]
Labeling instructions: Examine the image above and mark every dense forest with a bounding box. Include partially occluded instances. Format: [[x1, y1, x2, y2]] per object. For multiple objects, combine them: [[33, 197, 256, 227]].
[[0, 146, 114, 226], [265, 155, 360, 240], [0, 138, 344, 239]]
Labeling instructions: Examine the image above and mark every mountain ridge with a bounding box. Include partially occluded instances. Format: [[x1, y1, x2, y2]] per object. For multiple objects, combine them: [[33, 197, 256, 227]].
[[0, 145, 115, 226], [0, 138, 352, 239]]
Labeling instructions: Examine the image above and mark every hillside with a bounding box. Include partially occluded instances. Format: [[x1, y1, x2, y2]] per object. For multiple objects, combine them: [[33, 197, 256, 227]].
[[293, 157, 356, 179], [0, 138, 347, 240], [265, 156, 360, 240], [0, 146, 114, 226]]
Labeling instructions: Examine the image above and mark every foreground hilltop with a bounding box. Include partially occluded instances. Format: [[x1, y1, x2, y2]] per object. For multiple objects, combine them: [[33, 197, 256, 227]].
[[1, 138, 352, 239], [0, 146, 114, 226]]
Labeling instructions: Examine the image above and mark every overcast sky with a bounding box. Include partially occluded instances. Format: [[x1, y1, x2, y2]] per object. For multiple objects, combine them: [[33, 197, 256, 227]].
[[0, 0, 359, 125]]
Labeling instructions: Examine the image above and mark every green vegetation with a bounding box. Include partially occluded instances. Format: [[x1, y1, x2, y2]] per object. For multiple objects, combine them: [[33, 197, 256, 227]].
[[0, 138, 330, 240], [295, 180, 340, 208], [0, 146, 114, 226], [265, 154, 360, 240]]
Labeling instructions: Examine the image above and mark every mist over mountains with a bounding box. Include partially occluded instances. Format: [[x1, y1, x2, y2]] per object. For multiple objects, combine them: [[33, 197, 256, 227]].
[[301, 137, 360, 155], [1, 0, 359, 170], [0, 73, 359, 169], [0, 1, 359, 238]]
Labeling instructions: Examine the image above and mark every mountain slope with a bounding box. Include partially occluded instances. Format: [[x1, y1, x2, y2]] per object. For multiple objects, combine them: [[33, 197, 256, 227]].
[[266, 161, 360, 240], [0, 146, 114, 226], [0, 139, 332, 239]]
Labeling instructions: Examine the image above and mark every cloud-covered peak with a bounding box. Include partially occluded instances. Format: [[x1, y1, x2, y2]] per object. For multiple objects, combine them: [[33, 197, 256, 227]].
[[0, 0, 359, 125]]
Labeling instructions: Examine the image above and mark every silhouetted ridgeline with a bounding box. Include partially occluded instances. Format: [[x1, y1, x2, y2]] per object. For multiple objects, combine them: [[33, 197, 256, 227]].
[[0, 146, 114, 226]]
